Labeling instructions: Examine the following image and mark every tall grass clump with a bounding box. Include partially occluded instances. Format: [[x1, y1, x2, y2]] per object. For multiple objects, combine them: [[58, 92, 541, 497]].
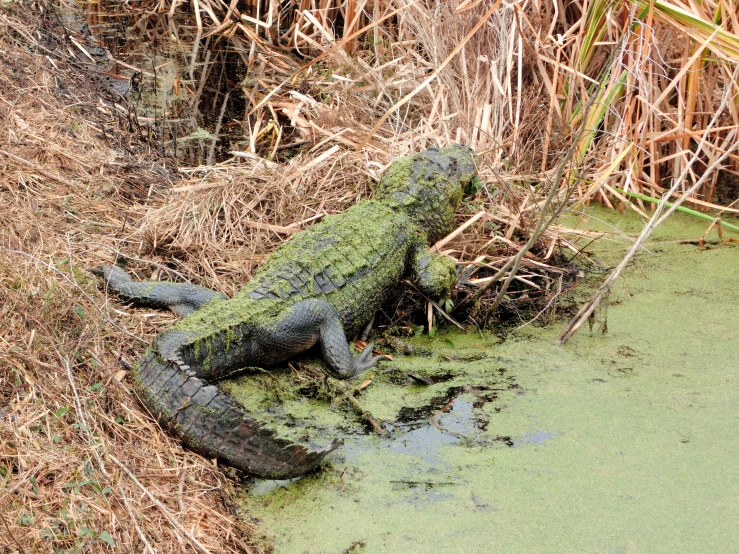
[[78, 0, 739, 211]]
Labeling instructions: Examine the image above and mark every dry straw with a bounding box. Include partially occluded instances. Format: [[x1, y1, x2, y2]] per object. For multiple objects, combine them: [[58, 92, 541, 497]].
[[109, 0, 739, 206], [0, 9, 261, 554]]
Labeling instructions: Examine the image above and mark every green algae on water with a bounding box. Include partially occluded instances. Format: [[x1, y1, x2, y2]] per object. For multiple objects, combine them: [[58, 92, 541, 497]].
[[234, 209, 739, 553]]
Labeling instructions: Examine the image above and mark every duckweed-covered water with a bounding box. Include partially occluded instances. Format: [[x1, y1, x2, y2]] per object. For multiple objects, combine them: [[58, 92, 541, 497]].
[[233, 209, 739, 553]]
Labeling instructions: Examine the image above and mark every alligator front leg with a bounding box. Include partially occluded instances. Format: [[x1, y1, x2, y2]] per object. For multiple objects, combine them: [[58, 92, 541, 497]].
[[93, 264, 227, 316], [411, 244, 458, 300], [257, 299, 380, 379]]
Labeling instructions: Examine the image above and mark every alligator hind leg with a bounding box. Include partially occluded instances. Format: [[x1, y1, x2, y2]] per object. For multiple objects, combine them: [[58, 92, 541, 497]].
[[259, 299, 382, 379], [92, 264, 227, 316]]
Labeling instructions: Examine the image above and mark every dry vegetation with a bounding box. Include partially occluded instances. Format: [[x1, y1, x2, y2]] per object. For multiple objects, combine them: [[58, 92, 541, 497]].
[[2, 0, 739, 552], [0, 8, 265, 553]]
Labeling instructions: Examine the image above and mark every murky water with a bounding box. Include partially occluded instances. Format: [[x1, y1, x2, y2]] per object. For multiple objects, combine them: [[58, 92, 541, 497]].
[[233, 209, 739, 553]]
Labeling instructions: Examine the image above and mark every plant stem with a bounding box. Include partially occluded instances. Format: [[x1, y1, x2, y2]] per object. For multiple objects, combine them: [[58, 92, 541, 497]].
[[558, 64, 739, 345], [613, 187, 739, 233]]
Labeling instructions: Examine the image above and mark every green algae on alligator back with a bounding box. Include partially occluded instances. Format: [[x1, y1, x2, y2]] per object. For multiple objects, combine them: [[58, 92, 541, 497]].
[[239, 210, 739, 553]]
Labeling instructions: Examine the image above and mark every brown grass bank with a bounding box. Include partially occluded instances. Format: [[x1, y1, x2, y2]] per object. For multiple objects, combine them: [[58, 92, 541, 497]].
[[0, 7, 264, 553]]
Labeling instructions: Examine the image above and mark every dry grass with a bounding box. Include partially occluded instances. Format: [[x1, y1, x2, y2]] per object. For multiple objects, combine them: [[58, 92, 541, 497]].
[[3, 0, 739, 552], [89, 0, 739, 208], [0, 9, 262, 553]]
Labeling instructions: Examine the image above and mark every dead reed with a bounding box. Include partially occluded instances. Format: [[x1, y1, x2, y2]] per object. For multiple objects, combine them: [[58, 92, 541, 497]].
[[84, 0, 739, 212]]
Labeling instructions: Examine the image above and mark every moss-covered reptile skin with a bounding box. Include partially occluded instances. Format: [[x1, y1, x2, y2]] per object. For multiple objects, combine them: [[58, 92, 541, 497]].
[[96, 145, 478, 478]]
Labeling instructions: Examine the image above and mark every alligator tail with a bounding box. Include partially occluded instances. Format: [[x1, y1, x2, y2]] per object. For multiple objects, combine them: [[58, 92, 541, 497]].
[[133, 350, 340, 479]]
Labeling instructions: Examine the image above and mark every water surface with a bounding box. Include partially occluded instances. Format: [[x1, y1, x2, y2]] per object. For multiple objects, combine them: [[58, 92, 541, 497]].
[[236, 209, 739, 553]]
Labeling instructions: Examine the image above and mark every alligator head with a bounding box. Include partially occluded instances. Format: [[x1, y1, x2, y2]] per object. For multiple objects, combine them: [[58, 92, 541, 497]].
[[374, 144, 478, 242]]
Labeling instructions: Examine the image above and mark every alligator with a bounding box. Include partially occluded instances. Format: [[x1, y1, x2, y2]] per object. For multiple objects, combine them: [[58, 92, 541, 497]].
[[95, 144, 478, 479]]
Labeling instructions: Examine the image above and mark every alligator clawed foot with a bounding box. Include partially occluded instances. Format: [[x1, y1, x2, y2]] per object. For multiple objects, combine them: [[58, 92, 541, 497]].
[[352, 343, 388, 376]]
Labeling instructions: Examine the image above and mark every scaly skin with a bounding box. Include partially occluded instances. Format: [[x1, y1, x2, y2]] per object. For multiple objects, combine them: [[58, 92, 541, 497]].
[[96, 144, 478, 478]]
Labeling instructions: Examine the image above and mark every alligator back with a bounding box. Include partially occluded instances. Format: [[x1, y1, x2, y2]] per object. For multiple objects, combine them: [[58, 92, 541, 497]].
[[157, 200, 418, 372], [239, 200, 417, 335], [125, 145, 479, 478]]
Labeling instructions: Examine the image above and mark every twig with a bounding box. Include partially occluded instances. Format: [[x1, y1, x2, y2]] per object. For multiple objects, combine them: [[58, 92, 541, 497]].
[[515, 274, 566, 330], [360, 314, 375, 342], [109, 454, 213, 554], [0, 511, 26, 554], [0, 149, 76, 187], [356, 0, 503, 150], [59, 354, 157, 554], [329, 378, 385, 435], [249, 2, 418, 116], [245, 220, 299, 235], [403, 280, 465, 331], [613, 187, 739, 233], [178, 469, 187, 514], [388, 480, 457, 487], [276, 139, 311, 151], [115, 484, 157, 554], [431, 211, 486, 253], [453, 38, 623, 316]]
